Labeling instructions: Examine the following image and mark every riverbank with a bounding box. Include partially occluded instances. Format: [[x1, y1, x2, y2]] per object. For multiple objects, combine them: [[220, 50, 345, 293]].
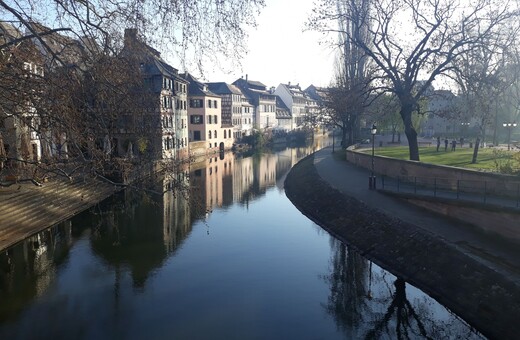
[[284, 152, 520, 340]]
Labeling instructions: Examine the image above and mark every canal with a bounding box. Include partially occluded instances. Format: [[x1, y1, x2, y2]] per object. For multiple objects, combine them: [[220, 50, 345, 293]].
[[0, 140, 483, 339]]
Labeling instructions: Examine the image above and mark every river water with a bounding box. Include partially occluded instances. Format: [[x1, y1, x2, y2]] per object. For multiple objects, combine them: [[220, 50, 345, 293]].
[[0, 139, 483, 339]]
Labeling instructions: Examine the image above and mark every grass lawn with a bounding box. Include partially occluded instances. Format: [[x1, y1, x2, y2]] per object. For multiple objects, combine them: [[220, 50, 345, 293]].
[[371, 146, 518, 172]]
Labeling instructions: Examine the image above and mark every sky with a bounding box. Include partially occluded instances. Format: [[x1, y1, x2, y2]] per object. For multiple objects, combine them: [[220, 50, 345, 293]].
[[201, 0, 337, 90]]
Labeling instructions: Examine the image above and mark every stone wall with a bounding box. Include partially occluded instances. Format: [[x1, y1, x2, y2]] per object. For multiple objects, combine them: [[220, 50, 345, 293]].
[[346, 146, 520, 196], [347, 146, 520, 242]]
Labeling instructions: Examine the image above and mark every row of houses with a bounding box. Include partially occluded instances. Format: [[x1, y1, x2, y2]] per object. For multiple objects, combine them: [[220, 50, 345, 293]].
[[1, 24, 327, 170]]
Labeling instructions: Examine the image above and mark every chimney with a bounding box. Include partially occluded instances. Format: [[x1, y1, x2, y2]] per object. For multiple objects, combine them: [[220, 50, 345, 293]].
[[246, 74, 248, 82], [124, 28, 138, 48]]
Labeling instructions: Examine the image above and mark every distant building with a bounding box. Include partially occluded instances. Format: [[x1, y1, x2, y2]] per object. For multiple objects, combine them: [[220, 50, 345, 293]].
[[183, 73, 233, 155], [233, 76, 277, 131], [0, 22, 44, 166], [422, 89, 462, 137], [207, 82, 251, 140], [274, 82, 308, 130], [275, 96, 292, 132], [304, 85, 328, 129]]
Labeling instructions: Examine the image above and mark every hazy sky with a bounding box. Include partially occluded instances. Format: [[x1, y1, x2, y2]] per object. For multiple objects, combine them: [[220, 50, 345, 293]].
[[201, 0, 337, 90]]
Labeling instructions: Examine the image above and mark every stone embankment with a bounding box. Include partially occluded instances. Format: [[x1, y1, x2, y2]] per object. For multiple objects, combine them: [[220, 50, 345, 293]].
[[284, 154, 520, 340], [0, 176, 120, 251]]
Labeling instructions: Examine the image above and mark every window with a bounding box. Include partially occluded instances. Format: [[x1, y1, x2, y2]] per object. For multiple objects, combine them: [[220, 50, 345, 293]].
[[209, 131, 212, 139], [190, 115, 203, 124], [224, 130, 227, 139], [207, 115, 212, 124], [214, 130, 217, 138], [190, 99, 203, 108], [214, 100, 218, 108], [214, 115, 218, 124], [194, 131, 201, 141], [208, 100, 212, 108]]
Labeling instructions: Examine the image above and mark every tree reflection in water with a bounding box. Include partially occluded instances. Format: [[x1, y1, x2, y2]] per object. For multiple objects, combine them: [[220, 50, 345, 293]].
[[322, 237, 484, 339]]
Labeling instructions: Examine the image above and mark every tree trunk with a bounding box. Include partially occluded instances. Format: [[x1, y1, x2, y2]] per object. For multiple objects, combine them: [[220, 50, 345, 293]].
[[401, 107, 419, 161], [472, 137, 480, 164], [341, 127, 348, 148]]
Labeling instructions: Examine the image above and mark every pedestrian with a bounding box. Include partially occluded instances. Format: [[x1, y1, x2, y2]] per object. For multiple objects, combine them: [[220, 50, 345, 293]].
[[444, 138, 448, 151], [436, 136, 441, 152], [451, 139, 457, 151]]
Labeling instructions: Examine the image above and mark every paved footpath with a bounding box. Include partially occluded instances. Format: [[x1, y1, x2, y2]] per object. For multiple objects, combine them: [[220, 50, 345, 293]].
[[313, 146, 520, 285]]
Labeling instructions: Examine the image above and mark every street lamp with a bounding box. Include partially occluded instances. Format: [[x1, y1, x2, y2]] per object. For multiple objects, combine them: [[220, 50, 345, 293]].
[[503, 121, 517, 150], [369, 123, 377, 189], [460, 122, 470, 136]]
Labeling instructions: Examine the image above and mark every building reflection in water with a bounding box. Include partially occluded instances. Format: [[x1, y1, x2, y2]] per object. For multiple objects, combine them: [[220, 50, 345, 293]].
[[322, 237, 483, 339], [0, 221, 73, 322]]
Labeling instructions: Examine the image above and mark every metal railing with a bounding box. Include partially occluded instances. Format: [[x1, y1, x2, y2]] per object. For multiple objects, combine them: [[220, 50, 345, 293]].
[[381, 175, 520, 209]]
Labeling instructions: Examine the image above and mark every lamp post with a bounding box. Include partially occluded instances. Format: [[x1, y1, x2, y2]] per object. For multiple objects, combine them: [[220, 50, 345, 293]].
[[369, 123, 377, 189], [503, 121, 517, 150]]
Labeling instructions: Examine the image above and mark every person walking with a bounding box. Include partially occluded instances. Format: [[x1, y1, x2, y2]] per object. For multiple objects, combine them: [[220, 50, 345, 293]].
[[444, 138, 449, 151], [436, 136, 441, 151]]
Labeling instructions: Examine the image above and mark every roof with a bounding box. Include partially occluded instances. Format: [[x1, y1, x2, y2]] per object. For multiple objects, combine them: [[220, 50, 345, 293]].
[[304, 84, 329, 102], [232, 77, 267, 91], [275, 96, 291, 119], [28, 22, 88, 68], [0, 22, 22, 45], [120, 28, 187, 84], [182, 72, 219, 97], [207, 82, 243, 95]]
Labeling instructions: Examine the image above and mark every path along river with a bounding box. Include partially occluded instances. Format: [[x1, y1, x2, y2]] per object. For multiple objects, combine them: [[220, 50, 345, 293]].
[[0, 139, 484, 339]]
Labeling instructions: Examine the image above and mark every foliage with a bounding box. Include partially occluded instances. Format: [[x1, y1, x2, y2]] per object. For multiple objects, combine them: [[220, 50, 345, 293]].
[[242, 130, 267, 149]]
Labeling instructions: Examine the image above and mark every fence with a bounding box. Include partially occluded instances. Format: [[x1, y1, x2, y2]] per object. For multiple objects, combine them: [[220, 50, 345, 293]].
[[380, 175, 520, 209]]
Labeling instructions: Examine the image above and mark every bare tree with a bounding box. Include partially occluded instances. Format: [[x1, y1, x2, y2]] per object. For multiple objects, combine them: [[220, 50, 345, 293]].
[[311, 0, 520, 160], [451, 33, 517, 163], [0, 0, 264, 68], [312, 0, 376, 147], [1, 0, 264, 183]]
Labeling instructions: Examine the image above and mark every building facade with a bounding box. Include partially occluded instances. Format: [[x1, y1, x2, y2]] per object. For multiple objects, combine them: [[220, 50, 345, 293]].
[[121, 28, 189, 161], [183, 73, 233, 155], [274, 83, 308, 130], [233, 76, 277, 131]]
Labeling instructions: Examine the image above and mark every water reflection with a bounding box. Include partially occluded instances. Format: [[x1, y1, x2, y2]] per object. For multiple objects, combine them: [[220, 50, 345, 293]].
[[322, 237, 483, 339], [0, 137, 483, 339], [0, 222, 72, 322]]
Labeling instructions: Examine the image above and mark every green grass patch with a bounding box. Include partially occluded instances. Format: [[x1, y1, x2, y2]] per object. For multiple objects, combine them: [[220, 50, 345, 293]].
[[369, 146, 520, 172]]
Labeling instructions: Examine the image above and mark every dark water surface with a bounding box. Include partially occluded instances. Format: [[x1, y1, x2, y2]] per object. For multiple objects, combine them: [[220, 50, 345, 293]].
[[0, 141, 483, 339]]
